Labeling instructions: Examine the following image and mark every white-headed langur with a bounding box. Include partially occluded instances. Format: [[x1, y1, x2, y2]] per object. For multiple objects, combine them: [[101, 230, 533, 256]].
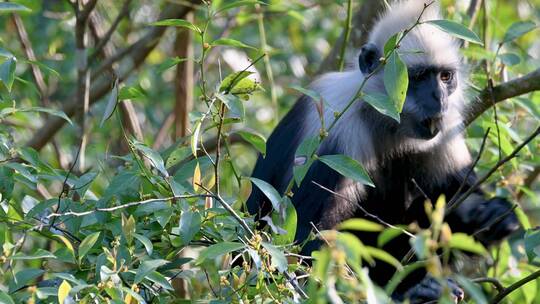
[[247, 1, 520, 302]]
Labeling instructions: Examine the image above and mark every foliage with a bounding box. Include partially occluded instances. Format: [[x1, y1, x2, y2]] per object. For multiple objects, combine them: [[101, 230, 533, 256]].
[[0, 0, 539, 303]]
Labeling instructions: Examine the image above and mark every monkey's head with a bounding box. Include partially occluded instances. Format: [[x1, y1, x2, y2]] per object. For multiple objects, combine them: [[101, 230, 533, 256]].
[[359, 1, 465, 150]]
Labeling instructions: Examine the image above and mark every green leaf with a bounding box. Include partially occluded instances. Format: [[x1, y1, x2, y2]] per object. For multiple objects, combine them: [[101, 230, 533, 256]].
[[0, 47, 13, 58], [147, 271, 174, 291], [10, 249, 56, 260], [196, 242, 245, 264], [377, 227, 405, 247], [364, 246, 402, 270], [289, 85, 322, 102], [178, 210, 201, 245], [132, 141, 169, 177], [273, 197, 298, 245], [498, 53, 521, 66], [100, 78, 119, 127], [336, 232, 370, 272], [219, 71, 253, 93], [0, 107, 73, 125], [118, 85, 145, 100], [121, 214, 136, 245], [0, 57, 16, 92], [293, 136, 318, 186], [0, 2, 31, 13], [236, 130, 266, 155], [58, 280, 71, 304], [8, 269, 44, 292], [215, 0, 265, 14], [448, 233, 487, 255], [78, 232, 101, 263], [134, 259, 169, 284], [383, 32, 402, 56], [318, 154, 374, 187], [133, 233, 153, 255], [338, 218, 384, 232], [502, 21, 536, 44], [363, 92, 400, 122], [157, 56, 187, 73], [262, 242, 288, 272], [212, 38, 256, 49], [249, 177, 282, 212], [151, 19, 201, 33], [524, 229, 540, 262], [383, 52, 408, 113], [0, 290, 15, 304], [166, 146, 191, 168], [425, 19, 483, 45]]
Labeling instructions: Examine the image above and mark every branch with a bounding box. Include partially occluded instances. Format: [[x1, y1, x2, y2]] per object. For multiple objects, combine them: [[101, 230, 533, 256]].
[[464, 68, 540, 126], [47, 195, 212, 218], [25, 2, 199, 151], [446, 125, 540, 214], [88, 0, 132, 64], [490, 269, 540, 303]]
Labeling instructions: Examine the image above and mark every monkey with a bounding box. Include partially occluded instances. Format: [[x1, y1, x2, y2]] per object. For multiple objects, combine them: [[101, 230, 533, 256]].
[[246, 1, 520, 303]]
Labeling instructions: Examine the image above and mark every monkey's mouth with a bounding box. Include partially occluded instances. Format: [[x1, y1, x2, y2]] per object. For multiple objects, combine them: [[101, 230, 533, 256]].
[[417, 117, 442, 139]]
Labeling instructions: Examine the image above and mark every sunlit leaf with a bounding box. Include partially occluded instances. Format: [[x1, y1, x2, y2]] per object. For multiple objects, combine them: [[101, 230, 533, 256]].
[[449, 233, 487, 255], [212, 38, 256, 49], [339, 218, 384, 232], [383, 52, 408, 113], [0, 2, 31, 13], [215, 0, 266, 14], [0, 107, 72, 125], [118, 86, 145, 100], [425, 19, 483, 44], [78, 232, 100, 263], [502, 21, 536, 44], [58, 280, 71, 304], [151, 19, 201, 33], [0, 57, 16, 92], [273, 197, 297, 245]]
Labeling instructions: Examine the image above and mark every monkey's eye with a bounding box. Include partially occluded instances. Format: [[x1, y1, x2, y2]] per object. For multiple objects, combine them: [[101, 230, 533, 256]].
[[440, 70, 454, 83]]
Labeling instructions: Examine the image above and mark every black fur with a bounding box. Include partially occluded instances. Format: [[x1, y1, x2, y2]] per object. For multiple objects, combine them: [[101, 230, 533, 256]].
[[246, 46, 520, 302]]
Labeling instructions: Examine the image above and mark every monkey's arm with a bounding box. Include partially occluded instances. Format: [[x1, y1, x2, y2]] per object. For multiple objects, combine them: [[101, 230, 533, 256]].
[[443, 166, 520, 245]]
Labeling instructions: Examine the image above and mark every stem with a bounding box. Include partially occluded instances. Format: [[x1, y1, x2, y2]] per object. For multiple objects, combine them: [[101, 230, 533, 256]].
[[256, 4, 279, 125], [490, 269, 540, 304], [338, 0, 353, 71]]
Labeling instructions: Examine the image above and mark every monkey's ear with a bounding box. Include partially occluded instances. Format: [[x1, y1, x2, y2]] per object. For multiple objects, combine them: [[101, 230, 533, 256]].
[[358, 43, 381, 74]]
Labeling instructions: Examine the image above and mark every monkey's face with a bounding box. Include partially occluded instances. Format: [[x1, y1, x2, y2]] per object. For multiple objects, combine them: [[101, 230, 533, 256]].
[[400, 65, 458, 140]]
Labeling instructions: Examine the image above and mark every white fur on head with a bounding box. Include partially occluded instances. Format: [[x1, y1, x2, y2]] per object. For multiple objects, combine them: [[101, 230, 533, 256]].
[[300, 0, 471, 190], [369, 0, 461, 67]]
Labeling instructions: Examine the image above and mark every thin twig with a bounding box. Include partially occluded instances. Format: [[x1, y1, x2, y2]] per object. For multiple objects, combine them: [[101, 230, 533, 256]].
[[447, 128, 491, 207], [311, 181, 416, 238], [446, 125, 540, 215], [47, 195, 212, 218]]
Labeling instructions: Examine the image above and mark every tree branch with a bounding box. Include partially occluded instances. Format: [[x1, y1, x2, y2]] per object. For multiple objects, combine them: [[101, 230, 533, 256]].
[[490, 269, 540, 303], [25, 2, 200, 151], [464, 68, 540, 126]]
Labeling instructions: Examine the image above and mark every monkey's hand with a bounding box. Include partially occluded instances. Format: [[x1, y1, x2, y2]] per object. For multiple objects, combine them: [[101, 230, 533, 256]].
[[469, 197, 520, 245], [402, 276, 464, 304]]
